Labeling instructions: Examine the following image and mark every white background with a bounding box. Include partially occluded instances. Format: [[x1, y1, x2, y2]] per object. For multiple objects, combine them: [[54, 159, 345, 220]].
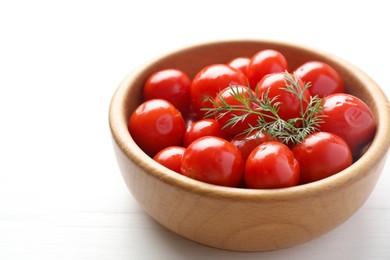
[[1, 0, 389, 259]]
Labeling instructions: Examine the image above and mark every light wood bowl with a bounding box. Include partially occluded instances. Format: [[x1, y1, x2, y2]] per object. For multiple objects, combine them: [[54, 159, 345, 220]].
[[109, 40, 390, 251]]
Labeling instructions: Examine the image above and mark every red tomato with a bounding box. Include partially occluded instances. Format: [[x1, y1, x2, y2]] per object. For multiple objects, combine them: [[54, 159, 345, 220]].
[[213, 85, 259, 136], [257, 72, 311, 121], [230, 131, 272, 161], [190, 64, 247, 117], [293, 132, 352, 184], [181, 136, 244, 187], [128, 99, 186, 156], [227, 57, 250, 76], [247, 49, 289, 89], [245, 141, 299, 189], [183, 118, 228, 147], [294, 61, 345, 97], [320, 93, 376, 156], [153, 146, 186, 174], [143, 69, 191, 114]]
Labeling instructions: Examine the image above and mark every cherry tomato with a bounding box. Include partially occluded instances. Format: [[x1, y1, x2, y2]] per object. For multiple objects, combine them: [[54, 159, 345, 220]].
[[183, 118, 228, 147], [143, 69, 191, 114], [245, 141, 299, 189], [257, 72, 311, 121], [181, 136, 244, 187], [227, 57, 250, 76], [293, 132, 352, 184], [319, 93, 376, 156], [294, 61, 345, 97], [247, 49, 288, 89], [213, 85, 259, 136], [190, 64, 247, 117], [153, 146, 186, 174], [128, 99, 186, 156], [230, 131, 272, 161]]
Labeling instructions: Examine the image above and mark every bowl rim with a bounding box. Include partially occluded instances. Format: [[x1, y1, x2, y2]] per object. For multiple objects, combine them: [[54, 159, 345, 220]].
[[109, 39, 390, 202]]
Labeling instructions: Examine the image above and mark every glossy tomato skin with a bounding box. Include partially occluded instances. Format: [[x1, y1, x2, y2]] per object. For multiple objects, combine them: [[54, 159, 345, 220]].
[[257, 72, 311, 121], [128, 99, 186, 156], [190, 64, 247, 118], [245, 141, 299, 189], [230, 131, 272, 161], [320, 93, 376, 156], [183, 118, 228, 147], [213, 85, 259, 136], [294, 61, 345, 97], [181, 136, 244, 187], [293, 132, 352, 184], [227, 57, 250, 76], [247, 49, 289, 89], [153, 146, 186, 174], [143, 69, 191, 114]]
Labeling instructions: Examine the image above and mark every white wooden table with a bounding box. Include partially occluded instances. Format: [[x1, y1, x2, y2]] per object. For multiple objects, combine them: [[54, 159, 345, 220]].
[[1, 1, 389, 259]]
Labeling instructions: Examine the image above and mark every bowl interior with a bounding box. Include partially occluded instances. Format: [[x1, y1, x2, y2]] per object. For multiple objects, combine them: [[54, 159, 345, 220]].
[[111, 40, 390, 198]]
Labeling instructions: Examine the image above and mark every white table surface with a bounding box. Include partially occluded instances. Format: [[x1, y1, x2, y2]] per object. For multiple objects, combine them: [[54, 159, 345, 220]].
[[1, 1, 389, 259]]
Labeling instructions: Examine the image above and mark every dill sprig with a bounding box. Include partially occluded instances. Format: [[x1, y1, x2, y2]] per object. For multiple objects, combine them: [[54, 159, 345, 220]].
[[203, 72, 326, 147]]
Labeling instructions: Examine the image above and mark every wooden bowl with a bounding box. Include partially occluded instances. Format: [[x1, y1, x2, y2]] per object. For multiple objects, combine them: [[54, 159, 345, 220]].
[[109, 40, 390, 251]]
